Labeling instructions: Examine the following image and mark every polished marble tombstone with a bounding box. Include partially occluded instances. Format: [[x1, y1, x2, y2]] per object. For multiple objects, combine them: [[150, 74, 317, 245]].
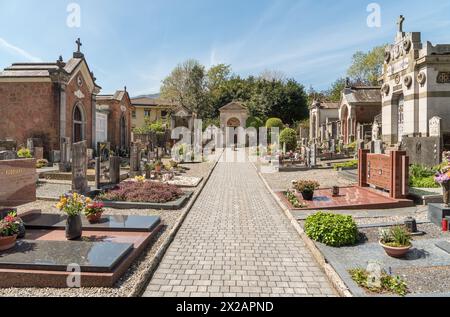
[[21, 211, 161, 232], [0, 240, 133, 273], [428, 203, 450, 227], [0, 159, 36, 207]]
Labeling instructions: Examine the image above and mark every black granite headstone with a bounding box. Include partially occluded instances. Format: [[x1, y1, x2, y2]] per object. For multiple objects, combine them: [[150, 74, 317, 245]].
[[0, 240, 133, 273], [21, 212, 161, 232]]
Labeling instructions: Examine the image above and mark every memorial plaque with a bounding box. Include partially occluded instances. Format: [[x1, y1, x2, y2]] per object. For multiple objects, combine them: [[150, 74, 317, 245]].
[[72, 141, 89, 194], [0, 240, 133, 273], [0, 159, 36, 207], [367, 154, 391, 189], [429, 116, 442, 138]]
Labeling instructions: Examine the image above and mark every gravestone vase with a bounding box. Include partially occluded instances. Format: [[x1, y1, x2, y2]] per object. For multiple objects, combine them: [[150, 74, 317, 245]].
[[65, 215, 82, 240], [443, 182, 450, 207]]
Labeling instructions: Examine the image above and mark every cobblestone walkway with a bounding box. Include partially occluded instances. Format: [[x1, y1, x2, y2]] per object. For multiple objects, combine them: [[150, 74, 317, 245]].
[[143, 162, 336, 297]]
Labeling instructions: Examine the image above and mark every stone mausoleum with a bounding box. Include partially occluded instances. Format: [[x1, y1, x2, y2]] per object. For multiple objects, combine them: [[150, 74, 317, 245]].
[[309, 101, 340, 144], [0, 39, 101, 155], [96, 88, 133, 153], [381, 16, 450, 146]]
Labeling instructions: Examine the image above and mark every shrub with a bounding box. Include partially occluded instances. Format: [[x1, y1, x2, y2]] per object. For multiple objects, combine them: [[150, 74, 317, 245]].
[[333, 160, 358, 171], [305, 212, 358, 247], [344, 141, 357, 151], [246, 116, 264, 129], [17, 148, 32, 158], [101, 181, 182, 203], [349, 268, 408, 296], [265, 118, 284, 130], [293, 180, 320, 193], [409, 164, 440, 188], [279, 128, 298, 152]]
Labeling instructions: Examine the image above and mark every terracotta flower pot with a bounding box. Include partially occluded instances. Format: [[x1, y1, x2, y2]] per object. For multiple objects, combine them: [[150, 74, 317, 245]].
[[155, 165, 162, 173], [0, 235, 17, 252], [66, 215, 82, 240], [380, 241, 411, 258], [86, 212, 103, 224]]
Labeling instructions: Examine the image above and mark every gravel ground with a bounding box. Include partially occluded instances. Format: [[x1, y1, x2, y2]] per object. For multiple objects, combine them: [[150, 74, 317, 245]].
[[260, 167, 355, 192], [393, 266, 450, 295], [0, 160, 215, 297], [359, 223, 450, 244]]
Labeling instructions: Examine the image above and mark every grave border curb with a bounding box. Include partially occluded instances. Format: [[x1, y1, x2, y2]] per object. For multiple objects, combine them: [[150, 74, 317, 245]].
[[252, 162, 353, 298], [130, 150, 224, 297]]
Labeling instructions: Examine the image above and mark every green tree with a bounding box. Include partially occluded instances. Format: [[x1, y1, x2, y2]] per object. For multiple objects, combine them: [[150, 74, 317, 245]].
[[160, 59, 208, 117], [280, 128, 298, 152], [266, 118, 284, 129], [246, 116, 264, 129], [347, 45, 386, 86], [326, 78, 346, 102]]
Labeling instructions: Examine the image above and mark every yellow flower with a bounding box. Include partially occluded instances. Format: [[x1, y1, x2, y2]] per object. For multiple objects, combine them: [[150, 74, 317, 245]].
[[56, 202, 63, 210], [86, 197, 92, 203]]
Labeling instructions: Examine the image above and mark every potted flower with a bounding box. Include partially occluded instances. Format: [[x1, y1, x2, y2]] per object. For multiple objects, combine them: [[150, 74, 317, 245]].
[[293, 180, 320, 201], [379, 226, 412, 258], [84, 201, 105, 224], [435, 167, 450, 206], [56, 193, 90, 240], [0, 212, 22, 251], [145, 163, 155, 179], [154, 160, 163, 173]]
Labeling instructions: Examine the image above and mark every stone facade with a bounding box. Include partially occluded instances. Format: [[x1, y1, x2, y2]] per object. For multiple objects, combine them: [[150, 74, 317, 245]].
[[219, 102, 249, 129], [339, 86, 381, 145], [381, 16, 450, 146], [0, 40, 101, 156], [309, 101, 339, 143], [96, 90, 133, 153]]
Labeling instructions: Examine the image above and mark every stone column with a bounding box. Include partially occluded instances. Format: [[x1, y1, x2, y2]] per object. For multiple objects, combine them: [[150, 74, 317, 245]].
[[59, 84, 67, 149], [91, 94, 97, 152]]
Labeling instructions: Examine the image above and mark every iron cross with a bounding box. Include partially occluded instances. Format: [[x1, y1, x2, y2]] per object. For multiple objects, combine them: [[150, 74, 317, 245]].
[[76, 38, 82, 52]]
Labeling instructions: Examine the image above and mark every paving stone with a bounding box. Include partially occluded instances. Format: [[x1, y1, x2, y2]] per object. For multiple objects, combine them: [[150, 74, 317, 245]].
[[143, 161, 335, 297]]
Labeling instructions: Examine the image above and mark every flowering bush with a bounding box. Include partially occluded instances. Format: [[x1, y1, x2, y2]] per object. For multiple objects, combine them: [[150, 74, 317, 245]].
[[17, 148, 32, 158], [0, 212, 21, 237], [56, 193, 91, 217], [101, 181, 182, 203], [435, 167, 450, 185], [84, 201, 105, 216], [293, 180, 320, 193], [134, 175, 146, 183], [36, 159, 49, 169]]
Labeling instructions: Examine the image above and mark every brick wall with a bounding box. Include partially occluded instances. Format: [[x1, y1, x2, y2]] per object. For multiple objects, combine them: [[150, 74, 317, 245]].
[[0, 82, 59, 151]]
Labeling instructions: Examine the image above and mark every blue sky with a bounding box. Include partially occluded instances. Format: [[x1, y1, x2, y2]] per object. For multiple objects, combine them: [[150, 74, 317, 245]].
[[1, 0, 450, 96]]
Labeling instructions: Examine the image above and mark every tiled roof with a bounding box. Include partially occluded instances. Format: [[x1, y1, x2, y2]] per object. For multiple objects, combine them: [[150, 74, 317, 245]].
[[131, 97, 179, 107], [0, 58, 83, 78], [97, 90, 126, 101], [343, 86, 381, 104]]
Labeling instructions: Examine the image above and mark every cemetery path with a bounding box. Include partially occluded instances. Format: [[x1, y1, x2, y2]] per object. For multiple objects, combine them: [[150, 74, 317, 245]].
[[143, 161, 336, 297]]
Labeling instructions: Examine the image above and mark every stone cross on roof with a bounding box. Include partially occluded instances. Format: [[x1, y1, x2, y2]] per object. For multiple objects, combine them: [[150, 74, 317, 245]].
[[76, 38, 82, 53], [397, 15, 405, 33]]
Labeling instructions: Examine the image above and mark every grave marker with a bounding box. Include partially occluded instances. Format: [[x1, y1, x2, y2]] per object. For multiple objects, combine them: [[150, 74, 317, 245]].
[[34, 147, 44, 160], [72, 141, 89, 194], [0, 159, 36, 208], [109, 156, 121, 184]]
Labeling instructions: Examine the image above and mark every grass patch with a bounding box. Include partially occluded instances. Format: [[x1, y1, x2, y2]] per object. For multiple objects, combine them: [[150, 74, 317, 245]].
[[349, 268, 409, 297]]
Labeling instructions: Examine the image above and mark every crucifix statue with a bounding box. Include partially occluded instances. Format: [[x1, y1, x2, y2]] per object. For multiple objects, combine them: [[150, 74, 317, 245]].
[[397, 15, 405, 33], [76, 38, 82, 53]]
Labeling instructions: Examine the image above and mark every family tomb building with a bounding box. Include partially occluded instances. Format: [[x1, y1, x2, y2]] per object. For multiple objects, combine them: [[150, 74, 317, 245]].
[[381, 15, 450, 147], [0, 39, 106, 158], [309, 101, 340, 143], [338, 85, 382, 145], [95, 88, 133, 153]]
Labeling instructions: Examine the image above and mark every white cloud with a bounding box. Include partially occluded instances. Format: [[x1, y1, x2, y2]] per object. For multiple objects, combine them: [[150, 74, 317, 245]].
[[0, 37, 42, 62]]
